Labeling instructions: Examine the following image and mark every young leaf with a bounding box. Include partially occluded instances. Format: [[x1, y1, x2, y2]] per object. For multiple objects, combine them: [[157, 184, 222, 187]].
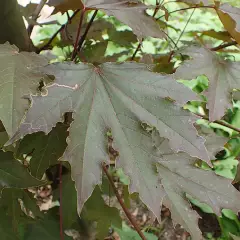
[[217, 3, 240, 44], [175, 46, 240, 121], [0, 151, 45, 192], [17, 123, 68, 179], [0, 42, 49, 137]]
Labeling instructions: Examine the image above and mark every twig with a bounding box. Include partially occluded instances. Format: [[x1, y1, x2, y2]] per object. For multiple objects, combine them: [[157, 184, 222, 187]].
[[210, 41, 238, 51], [36, 10, 80, 53], [27, 0, 47, 36], [131, 41, 142, 60], [102, 162, 147, 240], [131, 1, 162, 61], [71, 7, 86, 61], [175, 9, 195, 48], [59, 162, 64, 240], [156, 5, 215, 20], [75, 10, 98, 56], [195, 113, 240, 134], [152, 0, 160, 18]]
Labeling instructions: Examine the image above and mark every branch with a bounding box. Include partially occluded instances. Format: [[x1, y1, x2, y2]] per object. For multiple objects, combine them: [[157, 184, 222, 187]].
[[156, 5, 215, 20], [195, 113, 240, 134], [131, 2, 162, 61], [210, 41, 238, 51], [102, 162, 147, 240], [175, 9, 195, 48], [36, 10, 80, 53], [131, 41, 142, 60], [27, 0, 47, 36]]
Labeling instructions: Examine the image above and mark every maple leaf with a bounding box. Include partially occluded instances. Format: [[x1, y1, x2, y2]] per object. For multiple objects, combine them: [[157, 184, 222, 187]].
[[17, 123, 68, 179], [175, 46, 240, 121], [82, 186, 122, 239], [7, 62, 209, 214], [217, 3, 240, 44], [0, 150, 45, 193], [0, 42, 49, 137], [47, 0, 84, 14], [151, 130, 240, 239], [49, 0, 165, 40]]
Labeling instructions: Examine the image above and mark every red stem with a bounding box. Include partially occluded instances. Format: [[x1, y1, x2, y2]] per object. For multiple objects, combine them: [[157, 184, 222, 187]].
[[102, 162, 147, 240], [71, 7, 86, 61], [59, 162, 64, 240]]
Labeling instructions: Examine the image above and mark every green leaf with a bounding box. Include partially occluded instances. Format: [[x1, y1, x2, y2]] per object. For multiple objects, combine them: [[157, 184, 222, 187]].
[[8, 62, 209, 217], [0, 188, 40, 240], [0, 42, 49, 137], [0, 207, 22, 240], [114, 222, 158, 240], [0, 150, 45, 192], [82, 186, 121, 239], [24, 213, 72, 240], [17, 123, 68, 179], [175, 46, 240, 121]]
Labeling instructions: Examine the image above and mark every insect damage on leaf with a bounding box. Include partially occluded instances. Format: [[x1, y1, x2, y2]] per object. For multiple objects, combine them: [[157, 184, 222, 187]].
[[0, 42, 49, 137], [7, 61, 209, 216]]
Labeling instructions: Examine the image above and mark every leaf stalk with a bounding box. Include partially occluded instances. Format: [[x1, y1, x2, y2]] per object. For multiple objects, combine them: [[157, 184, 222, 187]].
[[102, 162, 147, 240]]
